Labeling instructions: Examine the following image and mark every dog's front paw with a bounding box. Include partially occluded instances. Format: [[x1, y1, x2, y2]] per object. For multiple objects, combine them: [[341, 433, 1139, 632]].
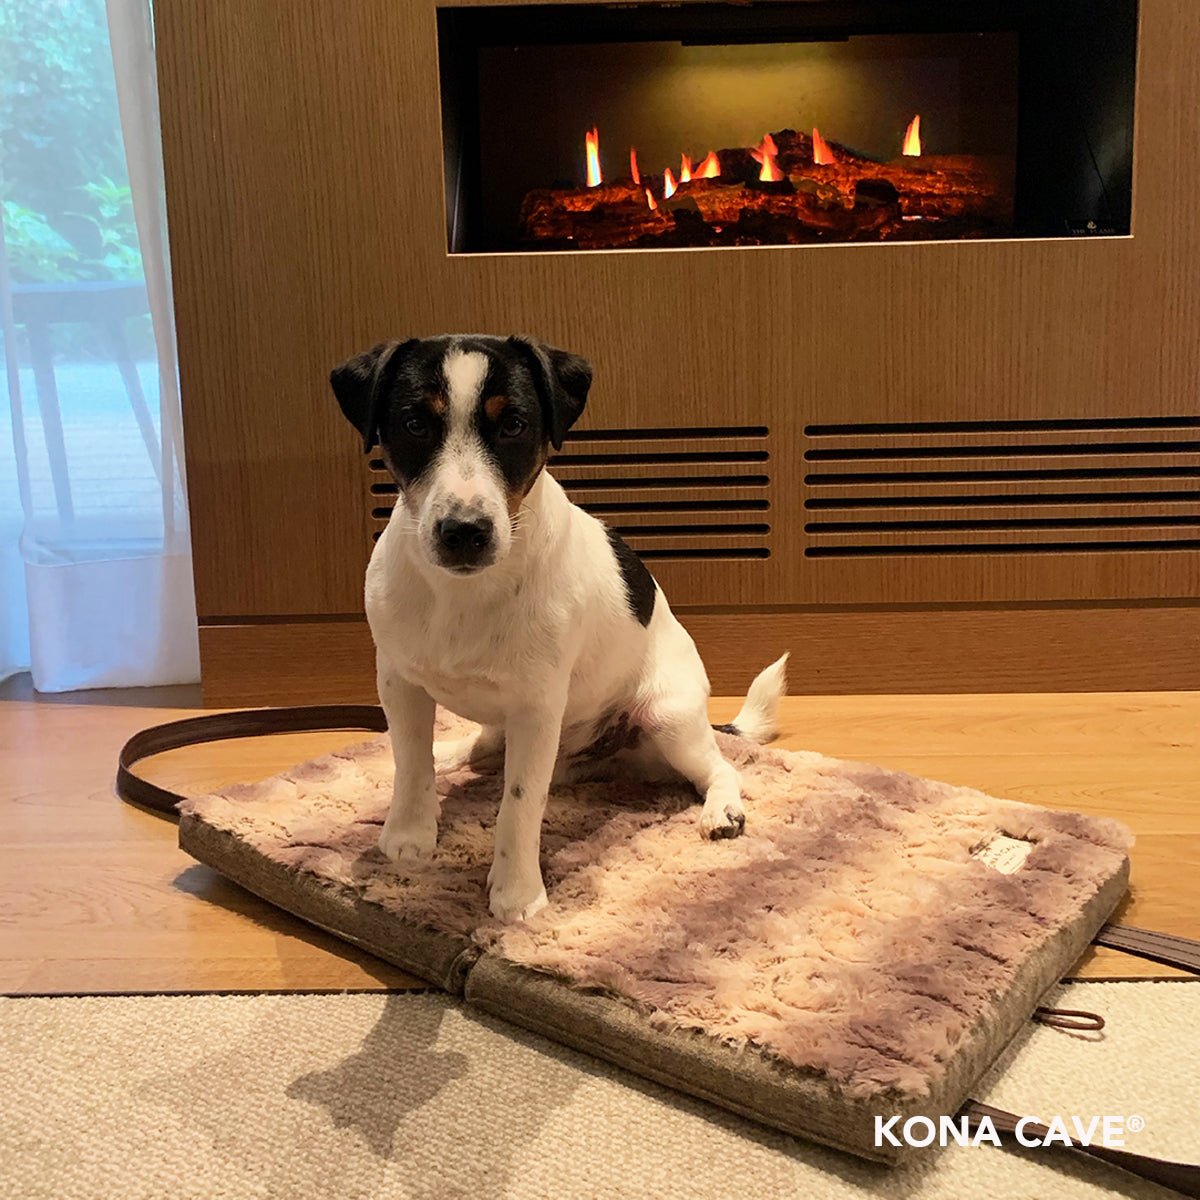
[[700, 795, 746, 840], [487, 866, 549, 924], [378, 814, 438, 861]]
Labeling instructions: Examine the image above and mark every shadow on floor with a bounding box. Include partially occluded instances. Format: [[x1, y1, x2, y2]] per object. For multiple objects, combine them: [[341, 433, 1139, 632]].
[[287, 993, 587, 1199], [288, 994, 468, 1158]]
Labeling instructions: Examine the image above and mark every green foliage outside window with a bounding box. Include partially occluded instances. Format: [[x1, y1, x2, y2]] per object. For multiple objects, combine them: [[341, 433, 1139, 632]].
[[1, 0, 144, 283]]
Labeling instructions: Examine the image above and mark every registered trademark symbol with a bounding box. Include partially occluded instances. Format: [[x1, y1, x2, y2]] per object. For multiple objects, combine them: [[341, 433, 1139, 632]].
[[1127, 1115, 1145, 1133]]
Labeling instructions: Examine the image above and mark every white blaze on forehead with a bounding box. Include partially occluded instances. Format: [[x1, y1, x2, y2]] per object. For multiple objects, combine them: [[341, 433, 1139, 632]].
[[437, 348, 493, 503], [442, 349, 489, 432]]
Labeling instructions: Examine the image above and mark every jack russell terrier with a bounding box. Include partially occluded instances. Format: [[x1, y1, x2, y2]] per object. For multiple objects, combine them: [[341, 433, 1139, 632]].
[[331, 334, 787, 922]]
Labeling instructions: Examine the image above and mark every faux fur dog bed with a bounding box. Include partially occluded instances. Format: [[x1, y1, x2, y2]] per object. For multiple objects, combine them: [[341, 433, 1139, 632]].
[[178, 714, 1131, 1164]]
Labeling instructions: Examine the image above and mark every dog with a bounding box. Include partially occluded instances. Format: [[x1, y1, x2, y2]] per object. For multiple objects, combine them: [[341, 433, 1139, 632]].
[[331, 334, 787, 922]]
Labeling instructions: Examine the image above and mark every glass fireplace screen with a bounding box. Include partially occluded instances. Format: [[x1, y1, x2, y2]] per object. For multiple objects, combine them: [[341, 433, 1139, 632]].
[[437, 0, 1136, 254]]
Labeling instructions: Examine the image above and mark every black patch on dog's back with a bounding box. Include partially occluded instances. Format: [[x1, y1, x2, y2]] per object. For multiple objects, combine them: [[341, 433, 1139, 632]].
[[606, 529, 656, 627]]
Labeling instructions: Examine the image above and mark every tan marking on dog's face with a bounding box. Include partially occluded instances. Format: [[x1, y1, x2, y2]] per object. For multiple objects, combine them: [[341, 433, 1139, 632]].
[[428, 393, 448, 416], [484, 394, 508, 423], [506, 447, 549, 518]]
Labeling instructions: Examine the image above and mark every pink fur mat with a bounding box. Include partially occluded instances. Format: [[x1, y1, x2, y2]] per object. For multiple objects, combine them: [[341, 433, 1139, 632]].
[[181, 713, 1131, 1103]]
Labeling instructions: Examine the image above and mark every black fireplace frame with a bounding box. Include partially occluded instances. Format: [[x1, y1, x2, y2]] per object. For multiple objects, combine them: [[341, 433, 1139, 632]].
[[437, 0, 1138, 253]]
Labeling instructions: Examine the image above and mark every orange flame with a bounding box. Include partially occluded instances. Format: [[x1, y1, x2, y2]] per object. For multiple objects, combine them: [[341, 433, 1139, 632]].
[[630, 147, 640, 185], [663, 167, 677, 199], [812, 127, 835, 165], [749, 134, 783, 182], [585, 127, 601, 187], [645, 188, 657, 211], [695, 150, 720, 178], [680, 153, 693, 184], [902, 114, 922, 157]]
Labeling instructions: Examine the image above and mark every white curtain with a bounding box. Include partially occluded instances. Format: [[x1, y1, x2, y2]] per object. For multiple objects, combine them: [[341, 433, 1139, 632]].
[[0, 0, 199, 690]]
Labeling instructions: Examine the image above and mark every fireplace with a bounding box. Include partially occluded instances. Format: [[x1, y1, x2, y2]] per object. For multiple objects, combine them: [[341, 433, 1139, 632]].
[[438, 0, 1137, 253]]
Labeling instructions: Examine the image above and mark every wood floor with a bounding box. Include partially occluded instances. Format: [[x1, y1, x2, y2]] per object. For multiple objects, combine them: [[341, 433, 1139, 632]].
[[1, 676, 1196, 994]]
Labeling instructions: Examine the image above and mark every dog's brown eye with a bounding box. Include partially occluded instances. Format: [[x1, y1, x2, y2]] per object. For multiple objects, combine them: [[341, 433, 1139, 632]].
[[402, 414, 430, 438], [499, 413, 527, 438]]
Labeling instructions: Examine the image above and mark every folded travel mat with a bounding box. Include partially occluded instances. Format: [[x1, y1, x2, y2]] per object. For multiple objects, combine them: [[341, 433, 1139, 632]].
[[171, 711, 1132, 1165]]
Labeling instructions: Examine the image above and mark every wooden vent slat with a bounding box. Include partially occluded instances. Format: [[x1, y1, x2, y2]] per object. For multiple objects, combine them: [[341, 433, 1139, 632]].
[[555, 449, 769, 467], [579, 497, 771, 515], [805, 481, 1200, 506], [806, 430, 1200, 456], [566, 425, 768, 442], [555, 462, 769, 485], [617, 531, 771, 553], [805, 503, 1200, 526], [806, 439, 1200, 460], [807, 524, 1200, 547], [638, 547, 770, 560], [806, 453, 1200, 476], [807, 462, 1200, 485], [804, 418, 1200, 558], [368, 426, 772, 562], [558, 434, 769, 458], [569, 485, 770, 508], [808, 539, 1200, 558], [602, 512, 770, 532], [805, 416, 1200, 437]]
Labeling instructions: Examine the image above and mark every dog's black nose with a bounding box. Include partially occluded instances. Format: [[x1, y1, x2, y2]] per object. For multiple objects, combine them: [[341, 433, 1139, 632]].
[[435, 515, 494, 565]]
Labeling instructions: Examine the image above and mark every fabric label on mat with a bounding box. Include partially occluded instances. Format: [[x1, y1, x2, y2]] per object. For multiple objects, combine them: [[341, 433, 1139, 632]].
[[972, 834, 1034, 874]]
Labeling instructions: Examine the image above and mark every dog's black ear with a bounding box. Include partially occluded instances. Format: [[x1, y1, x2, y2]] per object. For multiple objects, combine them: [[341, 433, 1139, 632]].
[[330, 339, 417, 453], [508, 336, 592, 451]]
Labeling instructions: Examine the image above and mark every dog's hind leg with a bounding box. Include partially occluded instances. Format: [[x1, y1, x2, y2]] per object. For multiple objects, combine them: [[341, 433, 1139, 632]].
[[435, 724, 503, 773], [645, 709, 745, 840]]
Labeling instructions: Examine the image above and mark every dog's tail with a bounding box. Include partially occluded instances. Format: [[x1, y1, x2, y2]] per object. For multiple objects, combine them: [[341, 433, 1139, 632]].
[[712, 652, 789, 744]]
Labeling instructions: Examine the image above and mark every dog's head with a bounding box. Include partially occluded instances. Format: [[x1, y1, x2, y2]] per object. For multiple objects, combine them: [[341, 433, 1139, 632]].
[[331, 334, 591, 575]]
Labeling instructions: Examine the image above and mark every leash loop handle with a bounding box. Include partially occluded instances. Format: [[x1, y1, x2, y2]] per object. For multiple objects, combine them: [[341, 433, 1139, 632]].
[[1033, 1006, 1106, 1032], [116, 704, 387, 815]]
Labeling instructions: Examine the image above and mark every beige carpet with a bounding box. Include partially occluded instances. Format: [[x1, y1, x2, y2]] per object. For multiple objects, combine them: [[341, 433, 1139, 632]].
[[2, 982, 1195, 1199]]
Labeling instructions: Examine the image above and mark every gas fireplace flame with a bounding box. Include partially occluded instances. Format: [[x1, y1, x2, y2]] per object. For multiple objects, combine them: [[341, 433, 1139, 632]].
[[812, 127, 835, 165], [903, 114, 922, 157], [582, 113, 923, 205], [750, 134, 783, 182], [585, 127, 601, 187]]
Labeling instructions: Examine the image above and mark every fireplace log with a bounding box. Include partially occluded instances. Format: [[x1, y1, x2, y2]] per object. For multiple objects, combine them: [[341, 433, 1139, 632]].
[[520, 185, 673, 248], [519, 129, 1013, 249]]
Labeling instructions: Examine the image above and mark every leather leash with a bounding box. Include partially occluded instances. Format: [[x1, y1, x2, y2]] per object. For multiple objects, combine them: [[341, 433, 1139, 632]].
[[117, 704, 388, 817], [115, 704, 1200, 1196], [1093, 924, 1200, 975], [959, 1101, 1199, 1197]]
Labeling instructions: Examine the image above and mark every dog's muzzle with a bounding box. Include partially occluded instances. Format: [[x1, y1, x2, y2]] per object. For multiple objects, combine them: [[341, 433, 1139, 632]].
[[434, 514, 495, 571]]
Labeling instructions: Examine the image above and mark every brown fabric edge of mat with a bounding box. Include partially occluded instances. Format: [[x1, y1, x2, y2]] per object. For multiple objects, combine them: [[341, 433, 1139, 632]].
[[178, 815, 480, 995], [465, 856, 1130, 1166], [179, 812, 1129, 1165]]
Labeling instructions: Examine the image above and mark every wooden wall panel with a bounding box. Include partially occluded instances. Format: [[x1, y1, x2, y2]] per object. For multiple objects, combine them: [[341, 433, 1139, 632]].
[[199, 606, 1200, 706], [156, 0, 1200, 687]]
